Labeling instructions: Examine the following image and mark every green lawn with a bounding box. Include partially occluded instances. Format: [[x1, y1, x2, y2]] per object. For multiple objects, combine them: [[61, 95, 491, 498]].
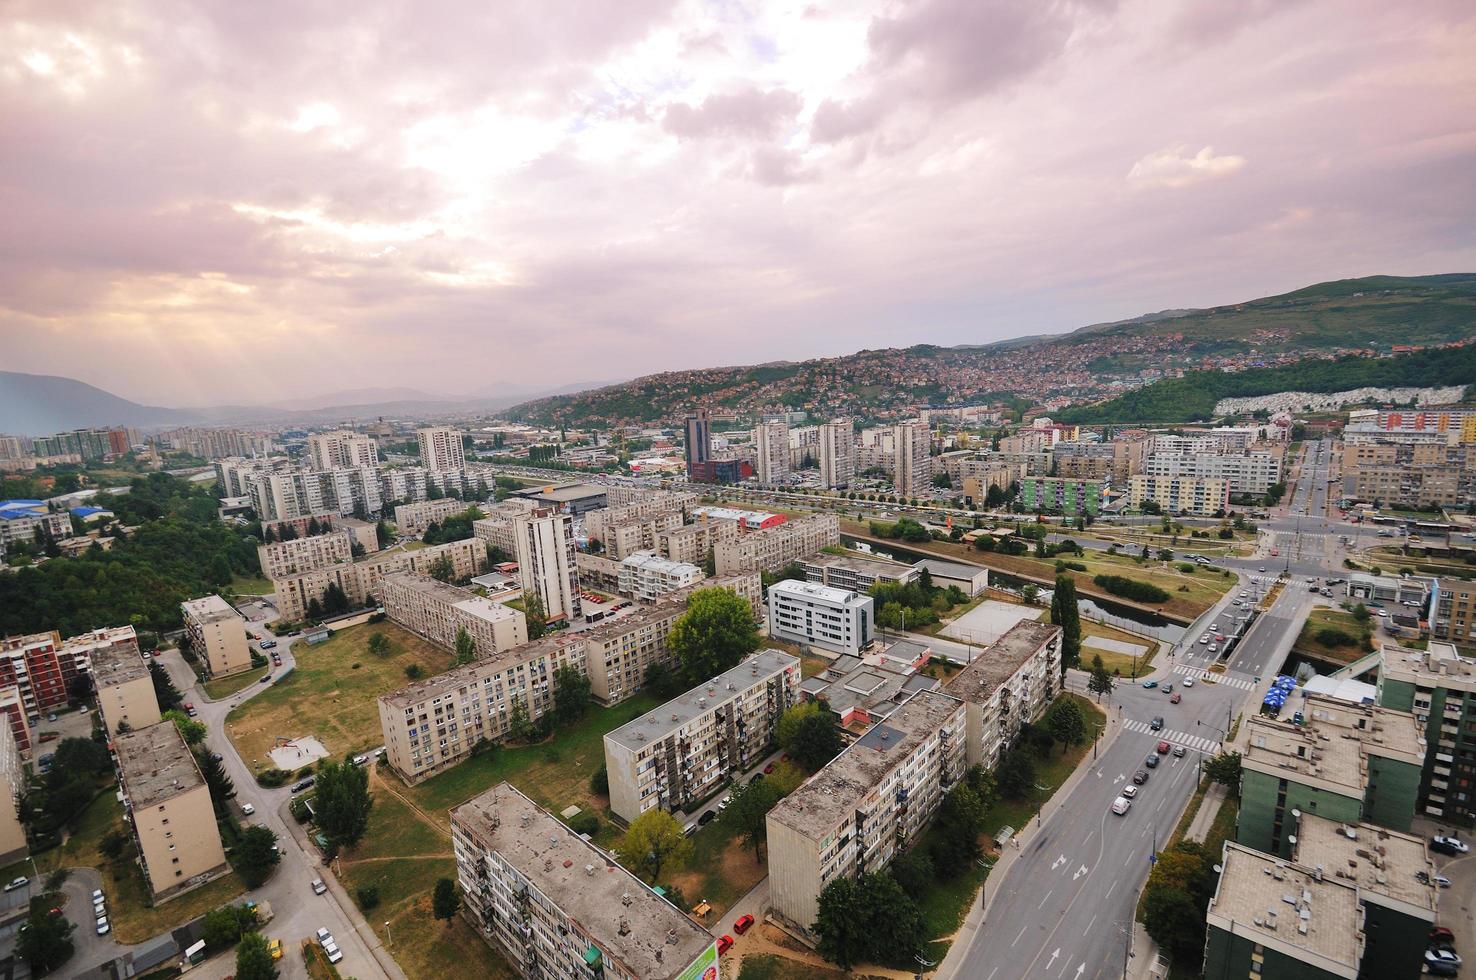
[[1080, 620, 1158, 678], [226, 622, 454, 770], [738, 955, 849, 979], [202, 665, 270, 699], [1292, 607, 1372, 665], [228, 573, 275, 596]]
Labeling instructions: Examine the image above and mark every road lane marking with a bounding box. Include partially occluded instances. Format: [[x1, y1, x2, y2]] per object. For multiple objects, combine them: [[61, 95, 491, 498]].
[[1039, 889, 1054, 908], [1105, 880, 1117, 899], [1012, 926, 1027, 947]]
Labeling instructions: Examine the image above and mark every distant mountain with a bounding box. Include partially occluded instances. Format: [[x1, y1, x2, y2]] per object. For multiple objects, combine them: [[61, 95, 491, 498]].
[[507, 274, 1476, 425], [0, 371, 194, 434], [264, 387, 451, 412]]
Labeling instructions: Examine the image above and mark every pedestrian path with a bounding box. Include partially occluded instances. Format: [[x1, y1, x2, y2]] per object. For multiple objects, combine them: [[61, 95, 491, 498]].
[[1122, 718, 1221, 755], [1169, 665, 1257, 691]]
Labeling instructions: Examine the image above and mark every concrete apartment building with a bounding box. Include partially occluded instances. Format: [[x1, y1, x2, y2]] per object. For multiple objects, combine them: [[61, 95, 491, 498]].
[[800, 553, 920, 592], [114, 722, 229, 901], [379, 634, 590, 784], [1128, 474, 1231, 516], [584, 491, 696, 544], [0, 502, 72, 552], [617, 554, 702, 602], [766, 690, 967, 934], [1143, 450, 1283, 497], [1019, 476, 1103, 516], [247, 468, 384, 521], [270, 537, 483, 621], [452, 783, 719, 980], [654, 517, 738, 565], [1377, 641, 1476, 824], [603, 649, 800, 822], [799, 641, 940, 728], [471, 498, 538, 557], [378, 466, 469, 505], [819, 420, 855, 489], [1204, 816, 1438, 980], [1430, 577, 1474, 649], [767, 580, 876, 657], [256, 529, 354, 579], [754, 420, 790, 484], [892, 421, 932, 497], [91, 645, 161, 735], [380, 573, 529, 659], [0, 687, 32, 753], [393, 497, 467, 536], [307, 430, 379, 470], [1237, 694, 1424, 857], [714, 512, 840, 576], [603, 512, 685, 561], [1341, 440, 1476, 508], [181, 594, 253, 677], [0, 714, 26, 865], [0, 630, 91, 719], [417, 426, 466, 471], [513, 508, 582, 623], [945, 621, 1059, 769]]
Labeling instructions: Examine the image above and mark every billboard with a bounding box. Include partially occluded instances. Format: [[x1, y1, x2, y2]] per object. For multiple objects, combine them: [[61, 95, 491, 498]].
[[674, 941, 720, 980]]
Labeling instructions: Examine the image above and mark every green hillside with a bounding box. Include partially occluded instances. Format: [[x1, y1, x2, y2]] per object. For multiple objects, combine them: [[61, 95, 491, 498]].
[[1059, 344, 1476, 424]]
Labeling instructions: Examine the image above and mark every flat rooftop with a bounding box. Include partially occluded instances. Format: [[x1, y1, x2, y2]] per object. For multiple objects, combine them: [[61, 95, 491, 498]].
[[1243, 694, 1424, 791], [115, 722, 205, 808], [768, 579, 870, 606], [804, 553, 915, 576], [1381, 641, 1476, 691], [606, 649, 798, 751], [946, 621, 1059, 704], [916, 557, 988, 579], [515, 483, 608, 503], [181, 594, 238, 624], [382, 573, 522, 625], [89, 648, 150, 688], [768, 689, 964, 839], [1292, 815, 1436, 915], [1209, 842, 1362, 974], [452, 783, 713, 980]]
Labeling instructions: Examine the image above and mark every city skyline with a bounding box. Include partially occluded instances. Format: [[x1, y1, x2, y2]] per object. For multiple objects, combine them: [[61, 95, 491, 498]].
[[2, 0, 1474, 406]]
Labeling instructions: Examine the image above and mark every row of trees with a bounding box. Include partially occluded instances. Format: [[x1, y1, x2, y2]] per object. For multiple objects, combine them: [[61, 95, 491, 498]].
[[1092, 574, 1171, 604]]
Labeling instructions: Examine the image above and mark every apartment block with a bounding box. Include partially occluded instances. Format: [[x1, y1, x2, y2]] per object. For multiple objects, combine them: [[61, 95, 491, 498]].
[[1340, 440, 1476, 508], [452, 783, 718, 980], [819, 420, 855, 489], [655, 517, 738, 565], [892, 421, 932, 497], [378, 466, 470, 506], [1144, 450, 1282, 497], [0, 712, 26, 865], [754, 420, 790, 484], [1377, 641, 1476, 824], [1431, 577, 1475, 649], [1238, 694, 1424, 857], [514, 508, 582, 623], [380, 573, 528, 659], [0, 502, 72, 551], [604, 650, 800, 822], [472, 499, 538, 557], [800, 553, 919, 591], [394, 497, 467, 536], [157, 426, 274, 460], [604, 512, 685, 561], [617, 554, 702, 602], [1128, 475, 1231, 517], [92, 644, 161, 735], [256, 529, 354, 579], [378, 634, 588, 784], [714, 512, 840, 576], [0, 687, 32, 754], [307, 430, 380, 470], [0, 630, 89, 718], [115, 722, 229, 901], [944, 621, 1059, 769], [766, 690, 967, 934], [584, 491, 696, 543], [181, 594, 252, 677], [246, 471, 324, 521], [1019, 477, 1102, 516], [575, 552, 624, 593], [270, 537, 483, 621], [417, 426, 466, 471], [768, 580, 875, 657]]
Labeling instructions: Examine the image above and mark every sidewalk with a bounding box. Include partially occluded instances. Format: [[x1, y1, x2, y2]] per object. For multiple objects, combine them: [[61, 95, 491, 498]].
[[1183, 783, 1228, 843]]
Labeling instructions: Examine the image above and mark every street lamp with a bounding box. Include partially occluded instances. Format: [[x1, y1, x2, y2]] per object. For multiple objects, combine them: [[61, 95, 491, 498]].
[[385, 921, 393, 946]]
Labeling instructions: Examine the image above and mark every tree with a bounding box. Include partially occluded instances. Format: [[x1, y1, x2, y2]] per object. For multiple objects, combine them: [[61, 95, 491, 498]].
[[433, 878, 460, 926], [315, 758, 373, 847], [814, 876, 865, 969], [1087, 654, 1114, 702], [668, 587, 760, 685], [1351, 602, 1370, 623], [642, 662, 682, 700], [149, 659, 183, 710], [553, 664, 591, 724], [428, 553, 455, 583], [814, 872, 925, 970], [235, 932, 278, 980], [376, 519, 392, 547], [1045, 697, 1087, 752], [1021, 583, 1039, 605], [929, 783, 988, 872], [891, 847, 934, 895], [454, 626, 476, 665], [1204, 751, 1242, 792], [506, 695, 536, 742], [1051, 576, 1082, 676], [196, 749, 236, 814], [776, 701, 825, 751], [202, 903, 258, 947], [620, 809, 693, 884], [996, 748, 1037, 800], [163, 709, 207, 746], [790, 710, 843, 771], [590, 765, 609, 796], [367, 632, 391, 657], [232, 825, 281, 888], [722, 777, 783, 860], [49, 737, 110, 779], [17, 898, 75, 975], [523, 591, 547, 640], [323, 581, 350, 614]]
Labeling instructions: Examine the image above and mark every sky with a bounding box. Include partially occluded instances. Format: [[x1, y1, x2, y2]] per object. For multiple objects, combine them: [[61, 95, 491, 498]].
[[2, 0, 1474, 407]]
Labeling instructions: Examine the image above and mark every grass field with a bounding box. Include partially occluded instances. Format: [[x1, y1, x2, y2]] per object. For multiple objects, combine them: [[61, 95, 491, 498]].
[[225, 622, 453, 768], [1080, 620, 1159, 678], [203, 665, 270, 699], [1292, 607, 1372, 665], [228, 573, 275, 596], [738, 954, 849, 979]]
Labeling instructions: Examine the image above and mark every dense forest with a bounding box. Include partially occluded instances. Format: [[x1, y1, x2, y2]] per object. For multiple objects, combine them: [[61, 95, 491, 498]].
[[1060, 345, 1476, 424], [0, 474, 262, 638]]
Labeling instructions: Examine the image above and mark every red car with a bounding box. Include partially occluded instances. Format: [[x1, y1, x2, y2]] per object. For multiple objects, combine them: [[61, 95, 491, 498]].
[[733, 914, 755, 935], [1169, 693, 1181, 704], [717, 935, 734, 955], [1156, 741, 1171, 754], [763, 763, 775, 775], [1431, 927, 1456, 944]]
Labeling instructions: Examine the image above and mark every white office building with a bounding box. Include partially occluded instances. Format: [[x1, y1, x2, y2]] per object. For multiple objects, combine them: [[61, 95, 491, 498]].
[[767, 579, 875, 657]]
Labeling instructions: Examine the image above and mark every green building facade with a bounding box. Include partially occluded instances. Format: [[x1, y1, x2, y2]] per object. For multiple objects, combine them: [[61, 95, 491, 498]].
[[1377, 642, 1476, 827], [1019, 477, 1102, 516]]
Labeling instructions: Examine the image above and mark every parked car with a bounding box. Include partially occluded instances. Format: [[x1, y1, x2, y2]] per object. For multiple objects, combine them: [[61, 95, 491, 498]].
[[763, 763, 775, 774], [96, 917, 110, 936], [240, 802, 256, 816], [1172, 745, 1186, 758], [698, 810, 717, 826], [1430, 927, 1456, 944], [1111, 796, 1132, 815], [1426, 948, 1461, 973], [316, 927, 333, 945], [1120, 784, 1138, 799], [312, 879, 327, 895], [259, 674, 272, 684], [717, 935, 734, 955], [268, 938, 284, 960], [260, 640, 277, 649], [292, 778, 315, 793], [733, 914, 755, 935], [1431, 835, 1469, 855], [4, 877, 27, 892], [1144, 755, 1160, 769], [352, 754, 369, 766]]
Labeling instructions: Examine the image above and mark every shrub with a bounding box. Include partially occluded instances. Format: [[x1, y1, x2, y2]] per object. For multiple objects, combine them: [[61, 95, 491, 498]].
[[1177, 563, 1197, 574], [567, 811, 600, 836], [1314, 627, 1356, 648], [256, 768, 291, 788], [356, 886, 381, 911], [404, 664, 423, 680], [1092, 575, 1170, 604], [590, 765, 609, 796]]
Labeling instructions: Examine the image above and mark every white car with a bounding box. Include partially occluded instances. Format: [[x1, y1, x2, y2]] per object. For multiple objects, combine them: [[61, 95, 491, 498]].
[[91, 889, 105, 903], [1239, 591, 1249, 599], [1199, 635, 1210, 644], [1111, 796, 1132, 815], [1120, 784, 1138, 798], [1209, 624, 1219, 632], [1182, 677, 1194, 687], [323, 941, 344, 964], [3, 877, 26, 892], [240, 802, 255, 816], [312, 879, 327, 895], [316, 927, 333, 946], [96, 917, 110, 936]]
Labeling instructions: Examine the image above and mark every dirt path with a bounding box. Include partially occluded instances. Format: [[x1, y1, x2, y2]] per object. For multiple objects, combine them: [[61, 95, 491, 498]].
[[369, 767, 452, 842]]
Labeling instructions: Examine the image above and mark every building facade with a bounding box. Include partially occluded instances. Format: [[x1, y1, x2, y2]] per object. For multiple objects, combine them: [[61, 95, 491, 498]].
[[714, 513, 840, 576], [380, 573, 528, 659], [1377, 641, 1476, 825], [91, 644, 161, 735], [1431, 577, 1474, 649], [1019, 477, 1102, 516], [603, 650, 800, 822], [270, 537, 483, 621], [655, 517, 738, 565], [683, 410, 712, 479], [892, 421, 932, 498], [0, 632, 86, 719], [0, 713, 26, 865], [256, 529, 355, 579], [767, 580, 875, 657], [945, 621, 1058, 769], [800, 553, 919, 591], [1143, 450, 1282, 497], [616, 554, 703, 602], [1128, 475, 1231, 516], [513, 509, 582, 623], [818, 420, 855, 489], [753, 420, 790, 484], [307, 430, 379, 470], [394, 497, 467, 536], [417, 426, 466, 471], [181, 594, 253, 677]]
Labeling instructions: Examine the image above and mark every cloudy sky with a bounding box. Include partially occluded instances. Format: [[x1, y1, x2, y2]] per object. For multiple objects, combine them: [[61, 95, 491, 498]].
[[2, 0, 1474, 406]]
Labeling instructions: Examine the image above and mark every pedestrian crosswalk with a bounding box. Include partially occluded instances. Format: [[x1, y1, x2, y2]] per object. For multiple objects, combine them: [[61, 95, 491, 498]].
[[1170, 665, 1257, 691], [1122, 719, 1222, 755]]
